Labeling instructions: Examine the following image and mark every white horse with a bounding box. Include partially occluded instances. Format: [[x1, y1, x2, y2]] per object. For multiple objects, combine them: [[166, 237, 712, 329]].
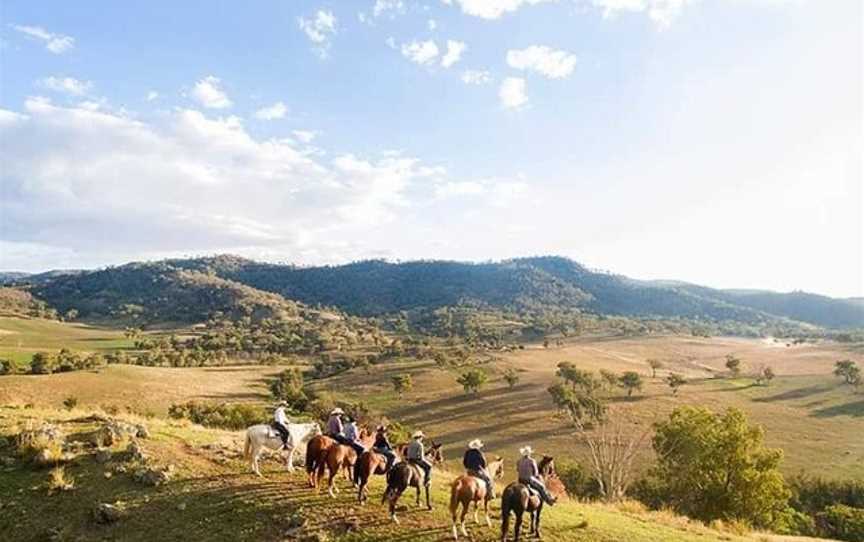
[[243, 421, 321, 477]]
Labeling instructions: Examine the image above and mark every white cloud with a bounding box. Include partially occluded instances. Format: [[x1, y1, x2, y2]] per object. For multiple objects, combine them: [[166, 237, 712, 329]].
[[590, 0, 694, 28], [298, 10, 337, 56], [441, 40, 466, 68], [461, 69, 492, 85], [254, 101, 288, 120], [373, 0, 405, 17], [38, 76, 93, 96], [146, 91, 159, 102], [499, 77, 528, 109], [434, 180, 486, 198], [11, 24, 75, 54], [385, 36, 397, 49], [506, 45, 577, 79], [292, 130, 319, 143], [428, 19, 438, 30], [401, 40, 440, 65], [444, 0, 554, 19], [191, 76, 232, 109], [0, 99, 448, 265]]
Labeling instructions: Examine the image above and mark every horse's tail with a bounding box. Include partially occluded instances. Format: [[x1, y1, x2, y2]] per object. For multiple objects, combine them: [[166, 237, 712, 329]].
[[305, 440, 317, 474], [449, 480, 460, 518], [243, 430, 252, 459]]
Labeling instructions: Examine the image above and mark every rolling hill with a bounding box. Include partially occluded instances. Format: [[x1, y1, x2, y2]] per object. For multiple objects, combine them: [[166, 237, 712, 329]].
[[7, 255, 863, 329]]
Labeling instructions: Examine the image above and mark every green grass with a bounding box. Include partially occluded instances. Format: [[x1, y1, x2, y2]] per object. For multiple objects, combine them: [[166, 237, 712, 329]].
[[0, 317, 135, 368]]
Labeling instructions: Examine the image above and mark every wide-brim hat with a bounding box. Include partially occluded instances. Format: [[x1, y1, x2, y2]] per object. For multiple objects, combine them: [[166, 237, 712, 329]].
[[277, 401, 288, 407], [330, 407, 344, 415], [468, 439, 484, 450], [412, 430, 425, 439], [519, 446, 533, 456]]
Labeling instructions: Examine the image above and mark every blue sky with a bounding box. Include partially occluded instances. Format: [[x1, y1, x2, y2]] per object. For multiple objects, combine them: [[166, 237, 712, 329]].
[[0, 0, 861, 297]]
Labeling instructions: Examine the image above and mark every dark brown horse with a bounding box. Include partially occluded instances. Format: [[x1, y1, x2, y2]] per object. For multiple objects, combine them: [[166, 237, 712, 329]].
[[449, 458, 505, 540], [304, 434, 335, 489], [382, 442, 444, 524], [500, 456, 556, 542]]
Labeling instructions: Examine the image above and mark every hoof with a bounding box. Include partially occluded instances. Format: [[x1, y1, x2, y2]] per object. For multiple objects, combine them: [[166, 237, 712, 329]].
[[391, 515, 400, 525]]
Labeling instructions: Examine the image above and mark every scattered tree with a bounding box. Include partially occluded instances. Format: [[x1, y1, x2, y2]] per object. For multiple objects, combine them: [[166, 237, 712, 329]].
[[755, 366, 776, 386], [666, 373, 686, 395], [834, 360, 861, 388], [600, 369, 619, 390], [548, 382, 607, 424], [652, 406, 790, 528], [648, 359, 663, 378], [269, 368, 310, 411], [725, 354, 742, 378], [619, 371, 644, 397], [30, 352, 57, 375], [503, 368, 520, 388], [391, 373, 413, 398], [457, 368, 489, 394]]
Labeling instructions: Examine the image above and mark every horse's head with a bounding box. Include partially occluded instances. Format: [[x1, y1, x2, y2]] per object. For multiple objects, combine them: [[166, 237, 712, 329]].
[[428, 441, 444, 464], [311, 422, 322, 436], [490, 456, 505, 479], [539, 455, 556, 477]]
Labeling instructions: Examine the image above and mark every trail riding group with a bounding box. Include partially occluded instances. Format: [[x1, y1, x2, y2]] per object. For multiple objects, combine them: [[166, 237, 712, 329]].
[[244, 401, 560, 540]]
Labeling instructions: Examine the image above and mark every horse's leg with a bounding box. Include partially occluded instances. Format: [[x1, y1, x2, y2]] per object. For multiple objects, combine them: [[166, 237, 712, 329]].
[[316, 457, 328, 494], [327, 461, 339, 498], [460, 501, 470, 537], [415, 483, 421, 507], [390, 487, 405, 524], [485, 497, 492, 528], [286, 445, 295, 473], [535, 504, 544, 539], [514, 511, 523, 542], [450, 495, 459, 541], [501, 508, 510, 542], [251, 448, 261, 477], [425, 482, 432, 511]]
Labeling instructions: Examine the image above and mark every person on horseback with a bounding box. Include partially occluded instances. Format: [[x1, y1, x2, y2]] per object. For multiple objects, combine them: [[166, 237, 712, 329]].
[[273, 400, 291, 449], [342, 416, 367, 456], [463, 438, 495, 498], [406, 430, 432, 488], [517, 446, 556, 506], [326, 407, 344, 438], [373, 425, 397, 472]]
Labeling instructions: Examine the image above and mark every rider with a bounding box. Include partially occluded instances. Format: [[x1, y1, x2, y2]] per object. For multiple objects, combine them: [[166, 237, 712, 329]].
[[406, 430, 432, 489], [372, 425, 397, 472], [517, 445, 556, 506], [463, 438, 495, 498], [273, 400, 290, 449], [342, 416, 367, 456], [326, 407, 344, 438]]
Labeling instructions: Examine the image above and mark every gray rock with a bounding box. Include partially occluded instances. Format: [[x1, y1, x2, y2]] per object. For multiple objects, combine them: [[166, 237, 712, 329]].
[[92, 503, 123, 524], [133, 466, 171, 486], [134, 424, 150, 439], [125, 441, 146, 462], [94, 448, 112, 464]]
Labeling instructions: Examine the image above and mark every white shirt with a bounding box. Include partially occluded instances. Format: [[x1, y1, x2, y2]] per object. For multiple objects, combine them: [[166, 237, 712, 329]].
[[274, 407, 289, 425]]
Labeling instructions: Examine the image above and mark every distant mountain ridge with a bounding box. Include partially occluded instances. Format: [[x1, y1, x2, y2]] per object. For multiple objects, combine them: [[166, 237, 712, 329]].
[[8, 254, 860, 329]]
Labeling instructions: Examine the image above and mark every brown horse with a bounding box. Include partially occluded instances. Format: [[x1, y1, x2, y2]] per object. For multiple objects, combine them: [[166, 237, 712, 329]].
[[500, 456, 556, 542], [355, 448, 398, 504], [382, 442, 444, 524], [305, 434, 335, 489], [320, 429, 376, 497], [449, 458, 505, 540]]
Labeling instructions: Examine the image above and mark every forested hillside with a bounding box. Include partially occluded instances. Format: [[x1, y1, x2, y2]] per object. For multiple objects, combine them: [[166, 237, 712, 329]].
[[10, 255, 864, 330]]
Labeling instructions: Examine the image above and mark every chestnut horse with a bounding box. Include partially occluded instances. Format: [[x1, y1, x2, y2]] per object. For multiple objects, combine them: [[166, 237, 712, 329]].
[[382, 442, 444, 524], [305, 434, 335, 489], [320, 429, 376, 497], [500, 456, 556, 542], [355, 448, 397, 504], [449, 458, 505, 540]]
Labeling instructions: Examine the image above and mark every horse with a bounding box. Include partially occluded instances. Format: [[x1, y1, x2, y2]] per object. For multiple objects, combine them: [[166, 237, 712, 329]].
[[305, 433, 336, 488], [243, 421, 321, 477], [500, 456, 556, 542], [355, 447, 399, 504], [382, 442, 444, 524], [320, 428, 376, 497], [449, 457, 505, 540]]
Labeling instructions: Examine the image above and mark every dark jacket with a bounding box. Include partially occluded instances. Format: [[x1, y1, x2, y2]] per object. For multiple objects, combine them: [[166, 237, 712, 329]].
[[463, 448, 487, 472], [374, 432, 392, 451]]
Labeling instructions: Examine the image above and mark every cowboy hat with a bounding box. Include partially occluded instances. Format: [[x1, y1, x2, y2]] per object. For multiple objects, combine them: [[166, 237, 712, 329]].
[[412, 430, 425, 439], [519, 445, 533, 456], [330, 407, 344, 415], [277, 400, 288, 407], [467, 439, 484, 450]]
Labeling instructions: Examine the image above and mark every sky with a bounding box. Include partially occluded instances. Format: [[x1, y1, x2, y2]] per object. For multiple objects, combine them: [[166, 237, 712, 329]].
[[0, 0, 861, 298]]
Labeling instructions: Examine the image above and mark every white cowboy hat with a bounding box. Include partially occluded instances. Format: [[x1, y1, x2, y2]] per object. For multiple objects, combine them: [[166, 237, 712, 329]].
[[412, 430, 425, 439], [468, 439, 484, 450], [519, 446, 533, 456], [277, 400, 288, 407], [330, 407, 344, 415]]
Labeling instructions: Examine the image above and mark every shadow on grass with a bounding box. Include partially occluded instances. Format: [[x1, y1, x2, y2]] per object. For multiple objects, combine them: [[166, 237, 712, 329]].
[[752, 384, 834, 403], [811, 398, 864, 418]]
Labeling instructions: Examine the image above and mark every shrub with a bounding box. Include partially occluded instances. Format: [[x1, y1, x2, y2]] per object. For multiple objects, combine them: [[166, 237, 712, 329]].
[[30, 352, 57, 375], [557, 461, 599, 499], [503, 368, 520, 388], [456, 368, 489, 394], [168, 401, 265, 430], [62, 396, 78, 410], [47, 466, 75, 493], [820, 504, 864, 542], [0, 358, 17, 375], [269, 368, 310, 411]]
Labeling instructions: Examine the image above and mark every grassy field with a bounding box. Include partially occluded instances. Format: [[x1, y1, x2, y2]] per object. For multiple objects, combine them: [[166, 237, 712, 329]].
[[0, 406, 826, 542], [0, 317, 135, 366]]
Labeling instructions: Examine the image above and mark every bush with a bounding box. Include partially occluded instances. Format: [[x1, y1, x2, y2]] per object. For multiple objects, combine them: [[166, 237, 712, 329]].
[[30, 352, 57, 375], [821, 505, 864, 542], [269, 368, 311, 411], [0, 358, 17, 375], [47, 466, 75, 492], [168, 401, 265, 430], [62, 396, 78, 410], [557, 461, 599, 499]]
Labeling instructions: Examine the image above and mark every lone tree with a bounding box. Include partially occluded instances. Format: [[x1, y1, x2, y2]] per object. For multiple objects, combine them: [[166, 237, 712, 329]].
[[503, 368, 520, 389], [834, 360, 861, 387], [666, 373, 687, 395], [651, 406, 790, 529], [618, 371, 643, 397], [755, 366, 776, 387], [648, 359, 663, 379], [725, 354, 742, 378], [600, 369, 619, 390], [457, 368, 489, 394], [391, 373, 413, 398], [269, 368, 310, 411]]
